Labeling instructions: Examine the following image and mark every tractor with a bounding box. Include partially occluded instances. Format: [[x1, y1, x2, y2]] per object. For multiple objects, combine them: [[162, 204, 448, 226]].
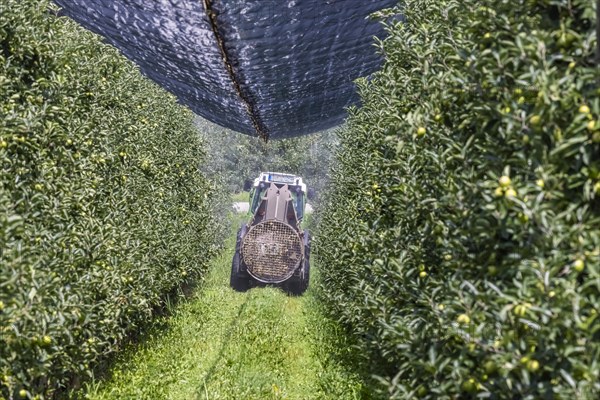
[[230, 172, 310, 295]]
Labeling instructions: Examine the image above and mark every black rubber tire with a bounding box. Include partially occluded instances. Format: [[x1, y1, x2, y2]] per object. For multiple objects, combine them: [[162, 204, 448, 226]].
[[230, 225, 251, 292], [301, 230, 311, 292], [285, 230, 310, 296]]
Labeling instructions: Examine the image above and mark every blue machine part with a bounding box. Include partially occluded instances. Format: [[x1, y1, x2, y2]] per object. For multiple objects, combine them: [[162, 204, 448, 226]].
[[53, 0, 397, 139]]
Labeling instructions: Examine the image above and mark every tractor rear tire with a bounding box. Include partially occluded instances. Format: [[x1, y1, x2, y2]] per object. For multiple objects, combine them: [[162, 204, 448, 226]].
[[285, 230, 310, 296], [230, 224, 250, 292]]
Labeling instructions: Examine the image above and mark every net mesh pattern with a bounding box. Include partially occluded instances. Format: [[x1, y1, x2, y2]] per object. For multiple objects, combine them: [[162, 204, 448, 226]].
[[52, 0, 396, 138], [242, 220, 302, 282]]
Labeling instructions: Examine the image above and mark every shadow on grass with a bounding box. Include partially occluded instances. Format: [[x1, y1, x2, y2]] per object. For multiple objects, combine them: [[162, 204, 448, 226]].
[[308, 296, 389, 400], [193, 293, 251, 399], [302, 255, 390, 400], [65, 277, 205, 398], [70, 214, 242, 398]]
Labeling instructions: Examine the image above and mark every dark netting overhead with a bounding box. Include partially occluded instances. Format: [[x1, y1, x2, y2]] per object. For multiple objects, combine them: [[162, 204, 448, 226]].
[[53, 0, 397, 139]]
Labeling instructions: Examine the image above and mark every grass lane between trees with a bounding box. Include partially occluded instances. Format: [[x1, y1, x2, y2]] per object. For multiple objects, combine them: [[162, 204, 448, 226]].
[[82, 214, 372, 400]]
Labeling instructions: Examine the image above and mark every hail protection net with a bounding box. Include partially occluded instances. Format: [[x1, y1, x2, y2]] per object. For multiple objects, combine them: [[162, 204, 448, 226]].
[[52, 0, 398, 139], [242, 220, 303, 282]]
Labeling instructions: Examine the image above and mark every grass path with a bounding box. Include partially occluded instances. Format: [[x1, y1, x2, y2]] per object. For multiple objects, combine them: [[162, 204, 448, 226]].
[[84, 217, 367, 400]]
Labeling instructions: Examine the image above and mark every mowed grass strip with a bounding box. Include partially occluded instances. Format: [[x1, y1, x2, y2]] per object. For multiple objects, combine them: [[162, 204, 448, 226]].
[[83, 216, 365, 400]]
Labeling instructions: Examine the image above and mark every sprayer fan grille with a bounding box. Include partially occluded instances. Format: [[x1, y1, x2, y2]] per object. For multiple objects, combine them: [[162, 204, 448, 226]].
[[242, 220, 302, 282]]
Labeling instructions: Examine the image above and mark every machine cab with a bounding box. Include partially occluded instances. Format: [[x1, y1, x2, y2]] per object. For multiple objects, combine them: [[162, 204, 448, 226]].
[[249, 172, 307, 222]]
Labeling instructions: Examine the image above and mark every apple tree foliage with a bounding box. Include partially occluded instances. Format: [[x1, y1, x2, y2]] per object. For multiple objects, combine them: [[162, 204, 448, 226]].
[[0, 1, 223, 397], [317, 0, 599, 398]]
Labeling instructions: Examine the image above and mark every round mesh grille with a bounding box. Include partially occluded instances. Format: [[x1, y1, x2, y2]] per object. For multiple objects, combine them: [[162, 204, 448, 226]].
[[242, 220, 303, 282]]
